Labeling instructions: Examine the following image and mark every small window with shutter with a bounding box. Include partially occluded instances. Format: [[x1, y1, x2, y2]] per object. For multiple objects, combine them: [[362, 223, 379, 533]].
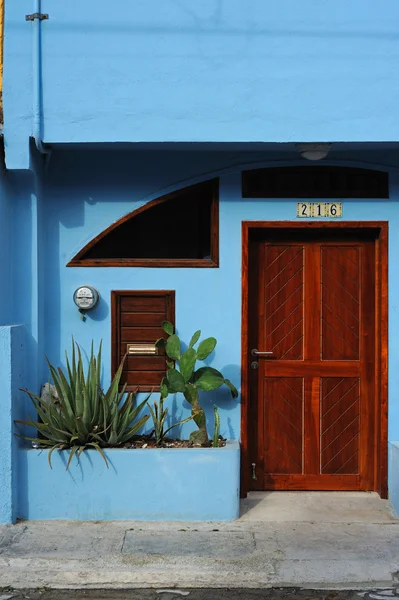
[[111, 290, 175, 392]]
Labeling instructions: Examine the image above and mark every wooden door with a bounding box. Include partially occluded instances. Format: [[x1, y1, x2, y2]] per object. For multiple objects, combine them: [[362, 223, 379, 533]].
[[249, 230, 376, 491]]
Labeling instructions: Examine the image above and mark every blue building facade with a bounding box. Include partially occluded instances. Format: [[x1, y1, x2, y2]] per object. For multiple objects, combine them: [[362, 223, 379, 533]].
[[1, 1, 399, 521]]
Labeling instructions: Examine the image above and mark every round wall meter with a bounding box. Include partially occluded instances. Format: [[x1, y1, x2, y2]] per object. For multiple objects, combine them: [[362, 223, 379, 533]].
[[73, 286, 100, 313]]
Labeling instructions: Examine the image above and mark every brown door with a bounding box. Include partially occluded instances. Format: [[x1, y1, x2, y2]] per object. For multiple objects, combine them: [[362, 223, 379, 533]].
[[249, 229, 376, 491]]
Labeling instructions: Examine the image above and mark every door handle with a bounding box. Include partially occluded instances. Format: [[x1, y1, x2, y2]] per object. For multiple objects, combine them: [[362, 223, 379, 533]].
[[251, 349, 274, 357]]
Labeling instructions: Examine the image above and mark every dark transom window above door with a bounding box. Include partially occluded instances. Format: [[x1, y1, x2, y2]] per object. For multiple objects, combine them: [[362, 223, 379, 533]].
[[242, 166, 389, 198]]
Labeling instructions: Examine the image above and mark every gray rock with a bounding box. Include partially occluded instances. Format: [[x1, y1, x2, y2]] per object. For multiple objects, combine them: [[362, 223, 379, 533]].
[[40, 383, 59, 405]]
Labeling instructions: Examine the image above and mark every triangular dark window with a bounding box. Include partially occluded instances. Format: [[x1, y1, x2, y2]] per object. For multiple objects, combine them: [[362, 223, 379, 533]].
[[68, 179, 219, 267]]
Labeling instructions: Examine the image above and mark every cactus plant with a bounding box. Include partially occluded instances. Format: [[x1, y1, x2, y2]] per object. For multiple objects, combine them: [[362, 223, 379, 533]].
[[155, 322, 238, 444], [213, 405, 220, 448]]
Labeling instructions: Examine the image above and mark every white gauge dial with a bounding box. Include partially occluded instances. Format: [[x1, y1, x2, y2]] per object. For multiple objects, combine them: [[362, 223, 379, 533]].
[[73, 286, 100, 311]]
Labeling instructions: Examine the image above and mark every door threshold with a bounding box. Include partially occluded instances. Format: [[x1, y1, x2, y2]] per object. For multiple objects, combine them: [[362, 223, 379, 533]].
[[239, 491, 397, 523]]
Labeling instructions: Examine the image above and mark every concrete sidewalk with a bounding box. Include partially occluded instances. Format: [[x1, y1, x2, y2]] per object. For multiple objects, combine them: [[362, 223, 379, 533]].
[[0, 492, 398, 590]]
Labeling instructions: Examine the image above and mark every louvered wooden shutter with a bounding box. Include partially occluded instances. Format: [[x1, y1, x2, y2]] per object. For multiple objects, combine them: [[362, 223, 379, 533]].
[[111, 291, 175, 391]]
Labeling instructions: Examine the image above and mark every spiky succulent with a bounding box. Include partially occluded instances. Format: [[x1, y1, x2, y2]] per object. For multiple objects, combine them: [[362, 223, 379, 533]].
[[15, 339, 150, 469]]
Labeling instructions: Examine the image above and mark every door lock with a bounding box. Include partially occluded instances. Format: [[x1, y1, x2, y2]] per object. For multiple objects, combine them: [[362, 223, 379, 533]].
[[251, 361, 259, 370]]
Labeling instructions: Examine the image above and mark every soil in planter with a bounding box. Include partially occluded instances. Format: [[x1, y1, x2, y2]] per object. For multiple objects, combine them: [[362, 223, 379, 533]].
[[122, 435, 227, 449], [31, 436, 227, 451]]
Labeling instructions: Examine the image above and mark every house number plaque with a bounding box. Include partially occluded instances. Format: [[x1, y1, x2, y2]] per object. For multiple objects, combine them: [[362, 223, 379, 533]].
[[297, 202, 342, 218]]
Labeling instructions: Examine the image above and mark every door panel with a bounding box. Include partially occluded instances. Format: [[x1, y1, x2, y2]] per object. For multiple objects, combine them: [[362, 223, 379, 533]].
[[263, 377, 304, 475], [321, 246, 360, 360], [250, 231, 376, 491], [264, 245, 304, 360], [320, 377, 360, 475]]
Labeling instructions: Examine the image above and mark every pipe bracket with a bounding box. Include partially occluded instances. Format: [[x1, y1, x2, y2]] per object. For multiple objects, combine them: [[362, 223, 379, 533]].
[[25, 13, 49, 21]]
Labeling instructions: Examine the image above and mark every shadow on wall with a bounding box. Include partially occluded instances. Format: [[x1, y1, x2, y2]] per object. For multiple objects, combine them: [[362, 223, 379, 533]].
[[45, 148, 236, 232], [7, 167, 43, 403]]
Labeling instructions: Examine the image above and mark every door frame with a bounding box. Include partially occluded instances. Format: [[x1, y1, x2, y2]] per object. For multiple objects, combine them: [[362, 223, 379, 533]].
[[241, 221, 388, 498]]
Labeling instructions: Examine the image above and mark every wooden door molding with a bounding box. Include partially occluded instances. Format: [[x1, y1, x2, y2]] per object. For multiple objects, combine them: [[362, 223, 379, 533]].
[[241, 221, 388, 498]]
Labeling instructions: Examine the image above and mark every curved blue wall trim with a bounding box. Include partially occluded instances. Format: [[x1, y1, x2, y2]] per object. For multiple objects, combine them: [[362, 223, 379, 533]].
[[65, 157, 395, 263]]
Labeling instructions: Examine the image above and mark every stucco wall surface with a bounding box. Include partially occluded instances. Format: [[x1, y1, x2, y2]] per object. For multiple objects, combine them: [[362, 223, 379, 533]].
[[4, 146, 399, 518], [23, 147, 397, 443], [0, 166, 11, 323], [4, 1, 399, 168], [17, 442, 240, 521], [0, 327, 13, 523], [389, 442, 399, 517], [0, 325, 25, 524]]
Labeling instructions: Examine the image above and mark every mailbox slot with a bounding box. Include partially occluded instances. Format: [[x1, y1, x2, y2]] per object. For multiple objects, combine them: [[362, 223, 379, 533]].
[[127, 343, 158, 356]]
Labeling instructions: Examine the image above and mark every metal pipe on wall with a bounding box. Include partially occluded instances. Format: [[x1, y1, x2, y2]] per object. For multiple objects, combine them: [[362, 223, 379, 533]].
[[31, 0, 51, 157]]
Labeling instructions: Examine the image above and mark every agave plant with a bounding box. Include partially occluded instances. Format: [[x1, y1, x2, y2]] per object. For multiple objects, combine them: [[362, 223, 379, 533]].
[[155, 322, 238, 444], [15, 339, 150, 469]]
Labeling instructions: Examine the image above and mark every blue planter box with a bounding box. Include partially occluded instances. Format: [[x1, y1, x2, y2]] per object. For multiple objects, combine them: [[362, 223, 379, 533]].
[[17, 441, 240, 522]]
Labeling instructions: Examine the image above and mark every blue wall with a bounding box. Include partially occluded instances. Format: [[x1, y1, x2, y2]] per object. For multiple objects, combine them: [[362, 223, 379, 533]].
[[0, 166, 11, 324], [0, 325, 26, 524], [4, 1, 399, 168], [5, 146, 392, 442], [389, 443, 399, 517], [0, 166, 33, 332], [0, 326, 15, 523], [3, 0, 399, 515], [17, 443, 240, 521], [2, 145, 399, 513]]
